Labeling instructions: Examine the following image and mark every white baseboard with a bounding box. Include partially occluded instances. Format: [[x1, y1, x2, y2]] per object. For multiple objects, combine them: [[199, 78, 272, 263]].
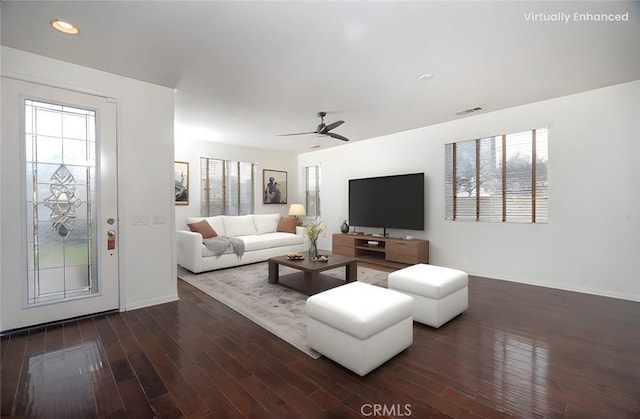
[[124, 294, 179, 311]]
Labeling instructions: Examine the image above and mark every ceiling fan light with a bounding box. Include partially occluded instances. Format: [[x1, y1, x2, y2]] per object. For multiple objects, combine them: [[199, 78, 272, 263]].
[[51, 19, 80, 34]]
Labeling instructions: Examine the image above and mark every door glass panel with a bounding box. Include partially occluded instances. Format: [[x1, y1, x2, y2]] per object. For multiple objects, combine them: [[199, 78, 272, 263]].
[[25, 99, 97, 305], [63, 138, 89, 165], [36, 135, 63, 162]]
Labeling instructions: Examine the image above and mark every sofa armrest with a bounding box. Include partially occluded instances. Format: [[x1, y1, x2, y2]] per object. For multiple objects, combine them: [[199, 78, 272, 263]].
[[177, 230, 203, 273]]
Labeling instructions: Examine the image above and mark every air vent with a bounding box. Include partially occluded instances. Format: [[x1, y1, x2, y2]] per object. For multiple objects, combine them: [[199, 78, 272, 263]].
[[455, 107, 483, 116]]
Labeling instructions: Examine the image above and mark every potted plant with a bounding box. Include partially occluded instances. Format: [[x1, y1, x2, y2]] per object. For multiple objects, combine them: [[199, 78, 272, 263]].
[[303, 219, 325, 261]]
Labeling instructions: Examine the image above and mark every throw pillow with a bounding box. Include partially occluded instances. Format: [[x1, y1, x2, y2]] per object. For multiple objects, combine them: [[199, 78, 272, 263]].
[[187, 219, 217, 239], [276, 217, 297, 234]]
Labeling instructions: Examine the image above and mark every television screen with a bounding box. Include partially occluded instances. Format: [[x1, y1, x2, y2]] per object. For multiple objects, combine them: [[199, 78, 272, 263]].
[[349, 173, 425, 231]]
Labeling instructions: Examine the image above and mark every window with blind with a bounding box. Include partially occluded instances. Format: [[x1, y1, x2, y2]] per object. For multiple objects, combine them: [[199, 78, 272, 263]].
[[200, 158, 255, 216], [304, 166, 321, 218], [445, 128, 548, 223]]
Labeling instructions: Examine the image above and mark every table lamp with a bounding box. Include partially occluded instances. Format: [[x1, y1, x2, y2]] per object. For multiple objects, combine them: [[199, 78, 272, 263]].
[[288, 204, 306, 225]]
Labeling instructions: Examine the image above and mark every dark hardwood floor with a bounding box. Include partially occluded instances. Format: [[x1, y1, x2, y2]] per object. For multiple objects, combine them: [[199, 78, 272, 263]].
[[2, 273, 639, 418]]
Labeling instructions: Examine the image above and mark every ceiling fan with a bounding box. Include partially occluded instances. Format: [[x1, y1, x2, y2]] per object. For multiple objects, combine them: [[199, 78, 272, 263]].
[[278, 111, 350, 142]]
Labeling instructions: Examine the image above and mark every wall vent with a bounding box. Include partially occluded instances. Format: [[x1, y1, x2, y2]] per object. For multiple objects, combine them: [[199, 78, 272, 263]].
[[455, 107, 483, 116]]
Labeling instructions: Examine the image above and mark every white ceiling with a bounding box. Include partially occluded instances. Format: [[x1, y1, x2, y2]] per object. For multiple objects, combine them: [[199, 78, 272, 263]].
[[2, 1, 639, 152]]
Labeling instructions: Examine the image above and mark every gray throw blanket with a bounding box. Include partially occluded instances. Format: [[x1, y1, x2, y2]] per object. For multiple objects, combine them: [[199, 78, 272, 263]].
[[203, 236, 245, 258]]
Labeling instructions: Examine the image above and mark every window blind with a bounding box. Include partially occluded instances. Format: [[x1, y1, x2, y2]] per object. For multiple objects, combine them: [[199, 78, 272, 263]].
[[445, 128, 548, 223], [201, 158, 255, 216], [304, 166, 321, 218]]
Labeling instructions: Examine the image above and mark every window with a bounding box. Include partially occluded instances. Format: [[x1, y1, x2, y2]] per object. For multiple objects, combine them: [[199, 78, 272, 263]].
[[445, 128, 548, 223], [304, 165, 321, 218], [24, 99, 98, 304], [200, 158, 255, 216]]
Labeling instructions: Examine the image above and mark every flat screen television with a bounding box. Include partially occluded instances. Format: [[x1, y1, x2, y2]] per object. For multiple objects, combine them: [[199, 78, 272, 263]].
[[349, 172, 425, 234]]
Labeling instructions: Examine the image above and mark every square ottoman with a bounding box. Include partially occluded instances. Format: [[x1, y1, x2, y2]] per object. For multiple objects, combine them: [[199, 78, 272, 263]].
[[306, 282, 413, 376], [388, 264, 468, 328]]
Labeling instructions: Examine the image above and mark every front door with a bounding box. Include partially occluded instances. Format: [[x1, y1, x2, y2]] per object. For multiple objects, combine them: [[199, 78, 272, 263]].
[[1, 77, 119, 331]]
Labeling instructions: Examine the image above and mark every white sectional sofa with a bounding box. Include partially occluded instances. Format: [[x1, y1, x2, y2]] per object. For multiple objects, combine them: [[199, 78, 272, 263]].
[[177, 214, 306, 273]]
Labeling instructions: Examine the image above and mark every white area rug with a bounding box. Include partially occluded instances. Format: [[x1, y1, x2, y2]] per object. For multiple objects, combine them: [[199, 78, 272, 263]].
[[177, 261, 389, 358]]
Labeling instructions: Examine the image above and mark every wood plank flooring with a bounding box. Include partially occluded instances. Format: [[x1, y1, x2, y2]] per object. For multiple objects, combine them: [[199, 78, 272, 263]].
[[2, 274, 639, 418]]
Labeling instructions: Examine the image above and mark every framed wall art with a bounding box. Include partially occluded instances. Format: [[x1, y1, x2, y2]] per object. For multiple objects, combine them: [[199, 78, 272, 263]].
[[263, 169, 287, 204], [174, 161, 189, 205]]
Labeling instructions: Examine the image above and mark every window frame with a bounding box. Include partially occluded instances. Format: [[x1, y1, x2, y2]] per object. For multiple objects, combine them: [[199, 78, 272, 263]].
[[200, 157, 255, 216], [304, 165, 321, 219], [445, 128, 548, 223]]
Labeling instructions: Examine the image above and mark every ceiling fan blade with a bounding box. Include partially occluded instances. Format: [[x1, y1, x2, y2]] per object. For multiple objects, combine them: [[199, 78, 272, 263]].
[[279, 112, 348, 141], [322, 120, 345, 133], [276, 131, 316, 136], [327, 132, 350, 142]]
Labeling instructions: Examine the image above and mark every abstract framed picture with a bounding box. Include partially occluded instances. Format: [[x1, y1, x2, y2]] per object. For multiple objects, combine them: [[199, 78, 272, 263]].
[[263, 169, 287, 204], [174, 161, 189, 205]]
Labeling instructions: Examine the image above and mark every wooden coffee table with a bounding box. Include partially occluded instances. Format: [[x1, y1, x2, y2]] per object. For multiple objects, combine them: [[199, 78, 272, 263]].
[[268, 253, 358, 295]]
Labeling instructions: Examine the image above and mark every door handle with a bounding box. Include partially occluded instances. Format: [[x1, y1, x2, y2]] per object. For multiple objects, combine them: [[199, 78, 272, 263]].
[[107, 230, 116, 250]]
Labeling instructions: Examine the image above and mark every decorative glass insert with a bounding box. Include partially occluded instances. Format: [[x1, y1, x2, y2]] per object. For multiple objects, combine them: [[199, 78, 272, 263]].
[[25, 99, 97, 305], [44, 165, 82, 238]]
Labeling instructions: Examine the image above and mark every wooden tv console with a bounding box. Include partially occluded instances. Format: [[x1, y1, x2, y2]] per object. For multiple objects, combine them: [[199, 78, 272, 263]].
[[332, 233, 429, 270]]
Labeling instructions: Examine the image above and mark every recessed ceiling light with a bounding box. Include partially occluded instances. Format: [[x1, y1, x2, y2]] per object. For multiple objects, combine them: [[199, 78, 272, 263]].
[[51, 19, 79, 35], [418, 74, 433, 82]]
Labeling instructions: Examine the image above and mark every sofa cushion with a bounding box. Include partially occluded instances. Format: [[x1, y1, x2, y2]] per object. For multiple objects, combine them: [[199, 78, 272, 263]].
[[186, 216, 225, 237], [241, 232, 304, 252], [201, 243, 236, 257], [276, 217, 298, 234], [187, 219, 217, 239], [223, 215, 257, 237], [252, 214, 280, 235]]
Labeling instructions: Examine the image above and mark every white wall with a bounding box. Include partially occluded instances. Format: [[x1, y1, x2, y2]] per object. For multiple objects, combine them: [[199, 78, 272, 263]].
[[1, 47, 178, 326], [174, 138, 299, 228], [299, 80, 640, 301]]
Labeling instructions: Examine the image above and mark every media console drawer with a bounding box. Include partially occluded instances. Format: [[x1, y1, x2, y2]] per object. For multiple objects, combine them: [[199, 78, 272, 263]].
[[332, 234, 356, 256], [386, 241, 428, 264], [332, 234, 352, 247]]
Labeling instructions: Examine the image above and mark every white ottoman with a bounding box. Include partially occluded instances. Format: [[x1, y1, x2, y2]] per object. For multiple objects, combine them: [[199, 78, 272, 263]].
[[306, 282, 413, 376], [388, 264, 468, 328]]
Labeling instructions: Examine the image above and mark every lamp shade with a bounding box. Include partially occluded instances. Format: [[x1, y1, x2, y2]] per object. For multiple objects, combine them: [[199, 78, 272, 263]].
[[288, 204, 306, 216]]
